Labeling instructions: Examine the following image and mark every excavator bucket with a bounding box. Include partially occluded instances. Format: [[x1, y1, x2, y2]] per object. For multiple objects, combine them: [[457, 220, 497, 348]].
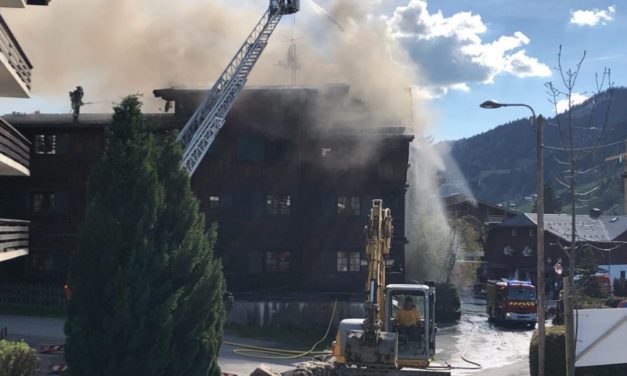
[[344, 330, 398, 368]]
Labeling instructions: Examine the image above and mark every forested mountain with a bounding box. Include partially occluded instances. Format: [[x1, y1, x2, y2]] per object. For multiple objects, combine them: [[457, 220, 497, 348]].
[[449, 87, 627, 214]]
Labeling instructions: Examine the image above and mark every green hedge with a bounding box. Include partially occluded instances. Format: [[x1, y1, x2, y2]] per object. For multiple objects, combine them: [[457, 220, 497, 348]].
[[529, 326, 627, 376], [529, 325, 566, 376], [0, 340, 39, 376]]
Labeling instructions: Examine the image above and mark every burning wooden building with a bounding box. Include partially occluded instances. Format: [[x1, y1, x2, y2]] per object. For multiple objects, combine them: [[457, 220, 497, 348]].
[[0, 85, 414, 294]]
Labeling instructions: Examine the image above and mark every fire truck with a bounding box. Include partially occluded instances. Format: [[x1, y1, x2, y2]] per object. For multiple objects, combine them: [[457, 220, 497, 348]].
[[486, 279, 537, 327]]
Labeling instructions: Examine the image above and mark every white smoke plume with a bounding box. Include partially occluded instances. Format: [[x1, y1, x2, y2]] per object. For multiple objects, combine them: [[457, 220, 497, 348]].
[[4, 0, 469, 282]]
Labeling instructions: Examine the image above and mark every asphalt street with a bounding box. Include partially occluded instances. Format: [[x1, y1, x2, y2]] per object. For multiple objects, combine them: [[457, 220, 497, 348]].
[[0, 303, 534, 376]]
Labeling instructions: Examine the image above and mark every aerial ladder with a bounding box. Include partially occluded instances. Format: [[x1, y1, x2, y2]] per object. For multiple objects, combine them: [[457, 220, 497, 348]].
[[177, 0, 300, 175]]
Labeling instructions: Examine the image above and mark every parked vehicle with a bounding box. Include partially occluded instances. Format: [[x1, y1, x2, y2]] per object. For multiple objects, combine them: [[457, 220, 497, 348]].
[[486, 279, 537, 327]]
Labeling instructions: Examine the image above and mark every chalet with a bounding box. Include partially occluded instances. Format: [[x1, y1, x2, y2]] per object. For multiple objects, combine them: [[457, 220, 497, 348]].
[[444, 193, 518, 227], [0, 86, 414, 294], [485, 211, 627, 293]]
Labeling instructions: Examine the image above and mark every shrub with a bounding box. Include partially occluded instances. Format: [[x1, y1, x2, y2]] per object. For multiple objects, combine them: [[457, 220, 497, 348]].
[[529, 325, 566, 376], [604, 296, 622, 308], [435, 282, 461, 322], [613, 278, 627, 297], [0, 340, 39, 376], [529, 326, 627, 376]]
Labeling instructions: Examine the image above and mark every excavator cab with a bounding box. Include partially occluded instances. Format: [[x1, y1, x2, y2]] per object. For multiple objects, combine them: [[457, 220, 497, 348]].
[[385, 284, 436, 368], [269, 0, 300, 15]]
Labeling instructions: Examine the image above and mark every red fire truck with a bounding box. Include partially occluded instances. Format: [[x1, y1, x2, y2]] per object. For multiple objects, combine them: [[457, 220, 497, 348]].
[[486, 279, 537, 327]]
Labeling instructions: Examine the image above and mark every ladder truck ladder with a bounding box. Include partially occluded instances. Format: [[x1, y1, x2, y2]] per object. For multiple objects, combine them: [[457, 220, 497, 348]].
[[177, 1, 299, 175]]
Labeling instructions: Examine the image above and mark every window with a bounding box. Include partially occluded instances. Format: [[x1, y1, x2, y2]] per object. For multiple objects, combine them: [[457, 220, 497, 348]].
[[511, 229, 517, 237], [529, 229, 534, 237], [337, 252, 361, 272], [321, 148, 332, 157], [350, 197, 360, 216], [220, 194, 233, 210], [30, 192, 68, 216], [621, 271, 626, 280], [31, 252, 54, 272], [248, 252, 263, 275], [237, 136, 264, 162], [265, 195, 291, 215], [337, 196, 360, 216], [34, 134, 56, 154], [31, 192, 55, 215], [265, 251, 290, 272], [209, 196, 220, 209], [321, 193, 336, 218]]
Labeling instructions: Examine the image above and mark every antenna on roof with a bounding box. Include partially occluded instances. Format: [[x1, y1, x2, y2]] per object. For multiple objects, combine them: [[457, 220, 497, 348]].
[[276, 15, 302, 86]]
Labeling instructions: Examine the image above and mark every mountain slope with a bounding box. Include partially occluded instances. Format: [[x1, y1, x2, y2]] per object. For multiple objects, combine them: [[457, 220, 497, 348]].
[[449, 87, 627, 213]]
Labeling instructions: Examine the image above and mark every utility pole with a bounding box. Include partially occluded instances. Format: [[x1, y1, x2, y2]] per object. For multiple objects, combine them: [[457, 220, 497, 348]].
[[535, 115, 546, 376], [479, 101, 545, 376], [564, 277, 574, 376]]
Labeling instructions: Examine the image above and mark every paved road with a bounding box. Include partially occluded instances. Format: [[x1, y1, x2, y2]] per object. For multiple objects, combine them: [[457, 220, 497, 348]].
[[1, 309, 533, 376]]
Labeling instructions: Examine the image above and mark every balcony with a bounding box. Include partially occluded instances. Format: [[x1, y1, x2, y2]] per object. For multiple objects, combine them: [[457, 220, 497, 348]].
[[0, 1, 26, 7], [0, 1, 49, 8], [0, 116, 30, 176], [0, 15, 32, 97], [0, 218, 29, 262]]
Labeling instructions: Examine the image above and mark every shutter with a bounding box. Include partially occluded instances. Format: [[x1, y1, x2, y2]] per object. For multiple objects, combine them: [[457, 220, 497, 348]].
[[55, 192, 69, 216], [56, 134, 70, 155]]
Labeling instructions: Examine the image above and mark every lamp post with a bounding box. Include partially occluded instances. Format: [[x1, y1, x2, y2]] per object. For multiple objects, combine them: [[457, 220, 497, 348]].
[[480, 100, 545, 376]]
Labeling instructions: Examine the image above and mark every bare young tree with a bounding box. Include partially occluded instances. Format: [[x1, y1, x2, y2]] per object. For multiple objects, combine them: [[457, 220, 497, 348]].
[[544, 45, 615, 376]]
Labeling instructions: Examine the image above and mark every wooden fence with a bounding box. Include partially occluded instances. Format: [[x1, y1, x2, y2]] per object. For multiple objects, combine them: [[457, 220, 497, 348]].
[[0, 284, 65, 308]]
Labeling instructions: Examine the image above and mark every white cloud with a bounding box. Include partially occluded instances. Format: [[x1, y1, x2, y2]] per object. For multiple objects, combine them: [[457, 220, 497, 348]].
[[555, 93, 588, 113], [386, 0, 551, 93], [570, 6, 616, 26]]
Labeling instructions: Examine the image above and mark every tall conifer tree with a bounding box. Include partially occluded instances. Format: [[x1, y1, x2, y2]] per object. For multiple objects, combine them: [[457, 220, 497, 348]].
[[65, 96, 224, 376]]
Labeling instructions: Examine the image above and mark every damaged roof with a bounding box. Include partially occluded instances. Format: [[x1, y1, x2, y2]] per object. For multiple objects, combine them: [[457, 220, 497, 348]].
[[1, 113, 178, 128]]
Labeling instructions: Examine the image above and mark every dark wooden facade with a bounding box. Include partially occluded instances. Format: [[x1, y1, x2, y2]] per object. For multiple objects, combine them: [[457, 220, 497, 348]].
[[485, 213, 627, 290], [444, 193, 518, 227], [0, 86, 414, 293]]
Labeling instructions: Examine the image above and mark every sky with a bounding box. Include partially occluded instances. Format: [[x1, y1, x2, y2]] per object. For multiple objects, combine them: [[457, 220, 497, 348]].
[[1, 0, 625, 142]]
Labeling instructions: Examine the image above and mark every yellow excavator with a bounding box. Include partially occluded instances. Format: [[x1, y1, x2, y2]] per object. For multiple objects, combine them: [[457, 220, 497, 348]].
[[332, 199, 450, 376]]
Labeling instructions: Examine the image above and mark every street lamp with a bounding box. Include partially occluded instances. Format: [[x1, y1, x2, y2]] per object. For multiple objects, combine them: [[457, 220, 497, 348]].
[[480, 100, 546, 376]]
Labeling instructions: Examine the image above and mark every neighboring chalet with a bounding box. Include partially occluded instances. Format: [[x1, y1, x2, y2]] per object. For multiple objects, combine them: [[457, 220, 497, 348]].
[[0, 85, 414, 294], [444, 193, 518, 228], [485, 211, 627, 292], [444, 193, 518, 261]]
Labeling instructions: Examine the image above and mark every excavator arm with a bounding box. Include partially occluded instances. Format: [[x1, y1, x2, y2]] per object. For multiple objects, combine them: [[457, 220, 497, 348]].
[[363, 199, 394, 342]]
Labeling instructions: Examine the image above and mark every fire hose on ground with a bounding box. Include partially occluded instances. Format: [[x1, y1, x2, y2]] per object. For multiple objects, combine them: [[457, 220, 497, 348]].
[[224, 300, 483, 371], [222, 299, 337, 360]]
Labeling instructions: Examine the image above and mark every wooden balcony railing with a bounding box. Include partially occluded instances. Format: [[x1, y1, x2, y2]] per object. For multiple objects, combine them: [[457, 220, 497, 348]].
[[0, 14, 33, 92], [0, 217, 29, 256], [0, 116, 30, 172]]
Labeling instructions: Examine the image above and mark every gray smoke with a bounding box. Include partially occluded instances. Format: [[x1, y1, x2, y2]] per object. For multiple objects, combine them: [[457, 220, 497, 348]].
[[5, 0, 471, 281]]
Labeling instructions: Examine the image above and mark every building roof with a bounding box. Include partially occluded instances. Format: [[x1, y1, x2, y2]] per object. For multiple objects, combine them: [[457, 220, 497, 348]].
[[442, 193, 519, 215], [2, 113, 177, 128], [498, 213, 627, 242]]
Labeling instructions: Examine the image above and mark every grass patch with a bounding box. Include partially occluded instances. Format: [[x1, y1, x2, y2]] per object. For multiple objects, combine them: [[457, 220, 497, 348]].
[[224, 323, 333, 350], [0, 304, 65, 318]]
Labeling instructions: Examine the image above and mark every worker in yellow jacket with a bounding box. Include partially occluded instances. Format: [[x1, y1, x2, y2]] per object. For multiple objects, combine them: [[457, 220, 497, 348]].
[[395, 297, 422, 339]]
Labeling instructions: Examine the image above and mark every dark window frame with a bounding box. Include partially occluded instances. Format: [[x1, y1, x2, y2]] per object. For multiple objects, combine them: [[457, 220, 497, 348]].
[[265, 251, 291, 273]]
